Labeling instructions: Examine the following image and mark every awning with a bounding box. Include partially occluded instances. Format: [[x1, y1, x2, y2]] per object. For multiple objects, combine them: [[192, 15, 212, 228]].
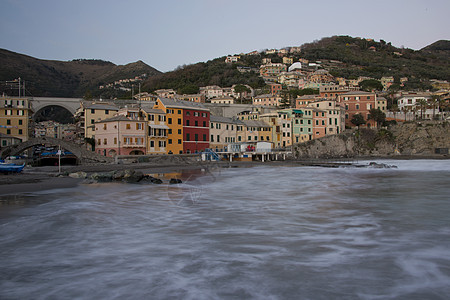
[[149, 124, 170, 129]]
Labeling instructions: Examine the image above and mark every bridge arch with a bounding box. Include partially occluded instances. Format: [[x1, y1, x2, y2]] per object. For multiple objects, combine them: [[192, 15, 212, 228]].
[[33, 105, 75, 123], [0, 137, 113, 164], [31, 97, 82, 116]]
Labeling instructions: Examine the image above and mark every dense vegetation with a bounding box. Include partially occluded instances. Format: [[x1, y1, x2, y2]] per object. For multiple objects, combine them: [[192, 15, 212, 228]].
[[0, 49, 161, 97], [301, 36, 449, 83], [142, 57, 266, 94]]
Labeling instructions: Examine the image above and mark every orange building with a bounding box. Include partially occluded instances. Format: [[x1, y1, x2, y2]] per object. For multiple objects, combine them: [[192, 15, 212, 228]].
[[153, 98, 184, 154]]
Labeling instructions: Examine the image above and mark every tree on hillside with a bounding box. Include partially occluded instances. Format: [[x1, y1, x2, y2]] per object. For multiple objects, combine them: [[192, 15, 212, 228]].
[[359, 79, 383, 92], [368, 108, 386, 127], [179, 84, 199, 95], [234, 84, 251, 104], [351, 114, 366, 128]]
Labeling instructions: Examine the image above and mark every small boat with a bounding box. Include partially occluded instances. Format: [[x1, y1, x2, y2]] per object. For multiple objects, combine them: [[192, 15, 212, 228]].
[[0, 163, 26, 173]]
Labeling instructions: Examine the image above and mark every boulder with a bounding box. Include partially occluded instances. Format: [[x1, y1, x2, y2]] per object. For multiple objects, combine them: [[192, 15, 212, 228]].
[[90, 172, 114, 182], [122, 170, 144, 183], [169, 178, 183, 184], [68, 171, 87, 179], [140, 175, 163, 184]]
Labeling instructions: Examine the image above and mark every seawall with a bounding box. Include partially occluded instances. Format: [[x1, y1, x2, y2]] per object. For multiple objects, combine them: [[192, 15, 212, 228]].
[[294, 121, 450, 159]]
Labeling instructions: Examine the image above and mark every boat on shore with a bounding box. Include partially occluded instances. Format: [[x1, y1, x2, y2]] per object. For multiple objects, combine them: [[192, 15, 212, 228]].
[[0, 163, 26, 173]]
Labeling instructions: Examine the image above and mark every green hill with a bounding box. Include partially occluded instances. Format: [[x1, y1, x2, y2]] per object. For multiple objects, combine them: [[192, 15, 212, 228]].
[[0, 48, 161, 97], [299, 36, 449, 82]]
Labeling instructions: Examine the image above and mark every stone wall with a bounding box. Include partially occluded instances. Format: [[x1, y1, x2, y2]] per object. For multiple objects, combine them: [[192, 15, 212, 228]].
[[294, 121, 450, 159]]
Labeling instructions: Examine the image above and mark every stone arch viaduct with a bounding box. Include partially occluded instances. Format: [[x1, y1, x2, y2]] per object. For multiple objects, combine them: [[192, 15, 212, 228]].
[[31, 97, 82, 118], [1, 137, 113, 164]]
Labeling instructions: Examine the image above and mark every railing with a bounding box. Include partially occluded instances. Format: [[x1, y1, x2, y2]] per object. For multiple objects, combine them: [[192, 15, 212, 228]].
[[203, 148, 220, 161]]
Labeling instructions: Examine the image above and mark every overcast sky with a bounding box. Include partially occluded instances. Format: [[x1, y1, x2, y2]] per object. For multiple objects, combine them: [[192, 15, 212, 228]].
[[1, 0, 449, 72]]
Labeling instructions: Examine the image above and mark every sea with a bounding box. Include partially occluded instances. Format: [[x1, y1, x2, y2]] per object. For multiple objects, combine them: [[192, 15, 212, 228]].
[[0, 159, 449, 300]]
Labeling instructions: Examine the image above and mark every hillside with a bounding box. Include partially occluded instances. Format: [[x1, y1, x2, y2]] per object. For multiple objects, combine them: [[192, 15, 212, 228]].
[[142, 57, 266, 94], [1, 36, 449, 98], [0, 49, 161, 97], [142, 36, 449, 94], [299, 36, 449, 83]]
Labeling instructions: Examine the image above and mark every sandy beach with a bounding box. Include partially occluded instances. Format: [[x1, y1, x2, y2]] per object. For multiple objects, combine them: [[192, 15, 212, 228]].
[[1, 154, 448, 196], [0, 160, 263, 196]]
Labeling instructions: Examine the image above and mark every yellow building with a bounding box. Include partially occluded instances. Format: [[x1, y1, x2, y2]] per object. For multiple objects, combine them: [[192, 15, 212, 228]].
[[242, 120, 272, 143], [153, 98, 184, 154], [81, 102, 119, 139], [0, 97, 33, 142], [141, 108, 169, 154]]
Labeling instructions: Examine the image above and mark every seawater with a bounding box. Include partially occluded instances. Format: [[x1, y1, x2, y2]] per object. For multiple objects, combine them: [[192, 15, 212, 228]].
[[1, 160, 449, 299]]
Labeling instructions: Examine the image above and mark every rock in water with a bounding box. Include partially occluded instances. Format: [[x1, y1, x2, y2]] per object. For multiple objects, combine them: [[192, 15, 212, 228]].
[[169, 178, 182, 184]]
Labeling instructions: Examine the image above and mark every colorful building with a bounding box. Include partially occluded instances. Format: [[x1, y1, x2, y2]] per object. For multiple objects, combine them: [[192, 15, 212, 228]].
[[142, 108, 168, 154], [0, 97, 33, 142], [81, 102, 119, 139], [182, 103, 210, 154], [94, 115, 146, 157], [338, 91, 377, 128], [253, 94, 282, 107], [153, 98, 210, 154]]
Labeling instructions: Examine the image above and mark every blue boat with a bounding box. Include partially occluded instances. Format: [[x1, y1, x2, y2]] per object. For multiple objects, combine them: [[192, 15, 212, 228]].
[[0, 163, 25, 173]]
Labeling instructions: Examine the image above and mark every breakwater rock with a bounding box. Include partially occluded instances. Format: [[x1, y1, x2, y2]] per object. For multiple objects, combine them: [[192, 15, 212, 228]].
[[295, 121, 450, 159], [68, 169, 168, 184]]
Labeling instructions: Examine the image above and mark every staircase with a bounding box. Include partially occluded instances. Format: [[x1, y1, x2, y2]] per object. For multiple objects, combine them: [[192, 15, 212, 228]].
[[203, 148, 220, 161]]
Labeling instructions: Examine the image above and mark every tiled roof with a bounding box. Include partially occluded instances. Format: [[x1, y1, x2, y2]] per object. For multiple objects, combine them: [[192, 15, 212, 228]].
[[242, 120, 271, 128]]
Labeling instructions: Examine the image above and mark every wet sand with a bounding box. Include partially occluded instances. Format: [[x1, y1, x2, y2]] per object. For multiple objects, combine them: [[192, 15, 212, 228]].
[[0, 160, 262, 196]]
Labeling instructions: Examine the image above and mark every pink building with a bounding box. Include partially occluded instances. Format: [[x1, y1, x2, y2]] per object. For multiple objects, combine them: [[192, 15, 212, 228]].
[[94, 115, 146, 157]]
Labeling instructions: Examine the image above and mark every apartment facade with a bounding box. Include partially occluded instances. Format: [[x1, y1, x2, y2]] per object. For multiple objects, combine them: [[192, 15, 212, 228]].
[[183, 104, 210, 154], [82, 102, 119, 139], [94, 115, 146, 157], [253, 94, 282, 107], [142, 108, 168, 154], [0, 97, 33, 142], [338, 91, 377, 128]]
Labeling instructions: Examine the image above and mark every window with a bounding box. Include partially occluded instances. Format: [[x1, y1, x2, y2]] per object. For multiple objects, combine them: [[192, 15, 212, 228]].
[[7, 129, 11, 134], [91, 109, 95, 114], [178, 129, 181, 134], [195, 134, 198, 141], [97, 139, 101, 145], [203, 121, 206, 127], [168, 139, 172, 144], [178, 119, 181, 125], [6, 119, 11, 125], [186, 111, 190, 116], [91, 119, 95, 124], [104, 138, 107, 145], [114, 137, 117, 144], [195, 121, 198, 126], [211, 135, 214, 142], [105, 110, 109, 115], [150, 141, 155, 147], [178, 139, 181, 144], [186, 133, 190, 141], [186, 120, 190, 126], [18, 129, 23, 135], [168, 129, 172, 134], [168, 118, 172, 124], [203, 134, 206, 141], [18, 120, 22, 125], [178, 110, 181, 114], [103, 124, 107, 130], [136, 123, 143, 130], [356, 104, 360, 110], [126, 124, 131, 129]]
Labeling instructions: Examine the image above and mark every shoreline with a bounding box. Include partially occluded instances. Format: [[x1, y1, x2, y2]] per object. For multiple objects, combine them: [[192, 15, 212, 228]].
[[0, 155, 448, 196]]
